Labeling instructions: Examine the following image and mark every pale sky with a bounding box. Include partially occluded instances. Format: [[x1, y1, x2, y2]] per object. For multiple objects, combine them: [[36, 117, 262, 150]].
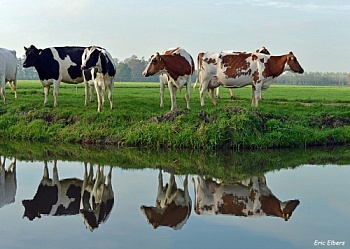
[[1, 0, 349, 72]]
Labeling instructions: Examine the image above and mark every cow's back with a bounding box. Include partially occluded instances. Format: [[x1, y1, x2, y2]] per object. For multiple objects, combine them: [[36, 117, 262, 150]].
[[0, 48, 17, 81]]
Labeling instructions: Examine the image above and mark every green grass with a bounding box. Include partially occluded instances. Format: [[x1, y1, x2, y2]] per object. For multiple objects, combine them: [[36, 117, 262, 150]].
[[2, 80, 350, 150]]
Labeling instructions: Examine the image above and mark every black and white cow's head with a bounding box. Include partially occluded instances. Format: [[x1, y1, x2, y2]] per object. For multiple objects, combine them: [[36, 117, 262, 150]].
[[81, 46, 102, 71], [23, 45, 42, 68]]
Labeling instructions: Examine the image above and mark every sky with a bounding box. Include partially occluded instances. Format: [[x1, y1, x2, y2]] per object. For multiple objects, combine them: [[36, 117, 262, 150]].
[[1, 0, 349, 72]]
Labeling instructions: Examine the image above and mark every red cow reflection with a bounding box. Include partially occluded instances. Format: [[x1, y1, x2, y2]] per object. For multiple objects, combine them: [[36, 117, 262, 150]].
[[141, 169, 191, 230], [194, 175, 299, 221]]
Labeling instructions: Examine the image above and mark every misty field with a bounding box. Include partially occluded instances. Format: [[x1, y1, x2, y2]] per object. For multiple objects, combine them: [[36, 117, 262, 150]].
[[1, 80, 350, 149]]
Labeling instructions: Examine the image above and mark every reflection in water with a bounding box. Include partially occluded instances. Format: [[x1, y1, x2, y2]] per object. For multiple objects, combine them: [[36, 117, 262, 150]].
[[0, 156, 17, 209], [194, 176, 300, 221], [22, 160, 114, 231], [140, 169, 191, 230], [80, 163, 114, 232]]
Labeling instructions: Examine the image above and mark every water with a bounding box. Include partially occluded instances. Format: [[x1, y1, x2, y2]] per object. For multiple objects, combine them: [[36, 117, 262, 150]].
[[0, 146, 350, 249]]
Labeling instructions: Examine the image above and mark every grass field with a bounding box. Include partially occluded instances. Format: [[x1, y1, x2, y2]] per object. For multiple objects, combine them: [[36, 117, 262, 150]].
[[1, 80, 350, 150]]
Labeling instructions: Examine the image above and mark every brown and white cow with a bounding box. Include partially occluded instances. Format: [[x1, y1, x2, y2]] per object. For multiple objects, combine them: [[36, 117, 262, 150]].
[[143, 47, 195, 111], [0, 156, 16, 209], [198, 50, 304, 107], [80, 164, 114, 232], [213, 47, 271, 99], [194, 175, 299, 221], [140, 169, 191, 230]]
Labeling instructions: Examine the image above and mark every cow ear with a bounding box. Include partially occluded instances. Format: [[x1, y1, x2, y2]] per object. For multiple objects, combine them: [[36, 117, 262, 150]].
[[24, 46, 28, 51]]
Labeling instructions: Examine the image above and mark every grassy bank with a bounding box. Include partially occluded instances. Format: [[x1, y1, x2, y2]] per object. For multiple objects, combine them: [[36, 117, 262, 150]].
[[1, 81, 350, 149]]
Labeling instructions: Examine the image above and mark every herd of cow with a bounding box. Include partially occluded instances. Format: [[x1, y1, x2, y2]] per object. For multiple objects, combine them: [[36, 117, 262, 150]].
[[0, 45, 304, 112], [1, 156, 300, 231]]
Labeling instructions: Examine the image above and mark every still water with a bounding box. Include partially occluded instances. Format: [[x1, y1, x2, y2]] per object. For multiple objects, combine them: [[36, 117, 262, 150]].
[[0, 146, 349, 249]]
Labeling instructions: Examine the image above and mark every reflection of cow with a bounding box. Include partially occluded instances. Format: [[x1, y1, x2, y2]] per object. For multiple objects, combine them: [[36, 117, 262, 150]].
[[80, 164, 114, 232], [22, 160, 82, 220], [140, 169, 191, 230], [0, 156, 17, 208], [194, 176, 299, 221]]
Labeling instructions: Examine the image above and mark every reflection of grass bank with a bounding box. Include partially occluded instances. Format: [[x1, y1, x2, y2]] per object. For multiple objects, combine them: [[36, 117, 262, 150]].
[[2, 82, 350, 149], [2, 140, 350, 180]]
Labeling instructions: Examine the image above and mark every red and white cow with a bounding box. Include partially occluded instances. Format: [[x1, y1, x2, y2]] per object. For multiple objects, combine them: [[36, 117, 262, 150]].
[[140, 169, 191, 230], [198, 50, 304, 107], [0, 48, 17, 104], [214, 47, 271, 99], [143, 47, 195, 111], [194, 175, 299, 221], [0, 156, 16, 209], [80, 164, 114, 232]]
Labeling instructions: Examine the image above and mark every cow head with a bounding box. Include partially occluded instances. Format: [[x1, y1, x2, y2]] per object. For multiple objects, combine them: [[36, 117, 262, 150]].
[[22, 199, 41, 220], [142, 53, 166, 77], [286, 52, 304, 74], [256, 46, 270, 55], [81, 46, 101, 71], [23, 45, 41, 68]]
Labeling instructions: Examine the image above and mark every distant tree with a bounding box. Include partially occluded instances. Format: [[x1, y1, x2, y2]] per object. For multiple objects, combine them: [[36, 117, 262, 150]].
[[115, 62, 132, 82]]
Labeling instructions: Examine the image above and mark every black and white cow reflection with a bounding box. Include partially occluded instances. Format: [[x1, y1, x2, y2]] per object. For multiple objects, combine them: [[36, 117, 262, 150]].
[[0, 156, 17, 209], [140, 169, 191, 230], [22, 161, 114, 231], [22, 160, 82, 220], [194, 176, 299, 221], [80, 164, 114, 232]]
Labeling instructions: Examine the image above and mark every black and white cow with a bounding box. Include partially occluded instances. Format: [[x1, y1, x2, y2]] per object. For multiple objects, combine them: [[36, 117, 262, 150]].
[[0, 48, 17, 104], [23, 45, 95, 107], [140, 169, 191, 230], [22, 160, 83, 220], [81, 46, 116, 112], [80, 164, 114, 231], [0, 156, 17, 209]]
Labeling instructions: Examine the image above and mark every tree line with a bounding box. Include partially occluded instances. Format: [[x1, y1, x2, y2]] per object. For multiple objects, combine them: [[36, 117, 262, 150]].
[[16, 55, 350, 86]]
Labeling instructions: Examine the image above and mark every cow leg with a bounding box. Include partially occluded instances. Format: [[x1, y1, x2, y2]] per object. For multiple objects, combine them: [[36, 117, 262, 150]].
[[160, 81, 165, 108], [215, 87, 220, 98], [208, 88, 217, 106], [53, 81, 60, 107], [90, 84, 95, 102], [107, 80, 114, 110], [8, 79, 17, 99], [84, 81, 89, 106], [94, 81, 102, 112], [0, 77, 6, 104], [168, 81, 177, 111], [185, 78, 191, 110], [229, 89, 235, 100], [43, 86, 50, 105], [199, 79, 211, 106], [251, 83, 262, 107]]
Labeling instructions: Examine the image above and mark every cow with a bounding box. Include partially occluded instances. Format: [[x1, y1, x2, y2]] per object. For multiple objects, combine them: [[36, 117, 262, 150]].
[[81, 46, 116, 112], [0, 48, 17, 104], [23, 45, 95, 107], [140, 169, 191, 230], [80, 164, 114, 232], [22, 160, 83, 220], [142, 47, 195, 111], [214, 47, 271, 99], [193, 175, 300, 221], [0, 156, 17, 209], [198, 50, 304, 107]]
